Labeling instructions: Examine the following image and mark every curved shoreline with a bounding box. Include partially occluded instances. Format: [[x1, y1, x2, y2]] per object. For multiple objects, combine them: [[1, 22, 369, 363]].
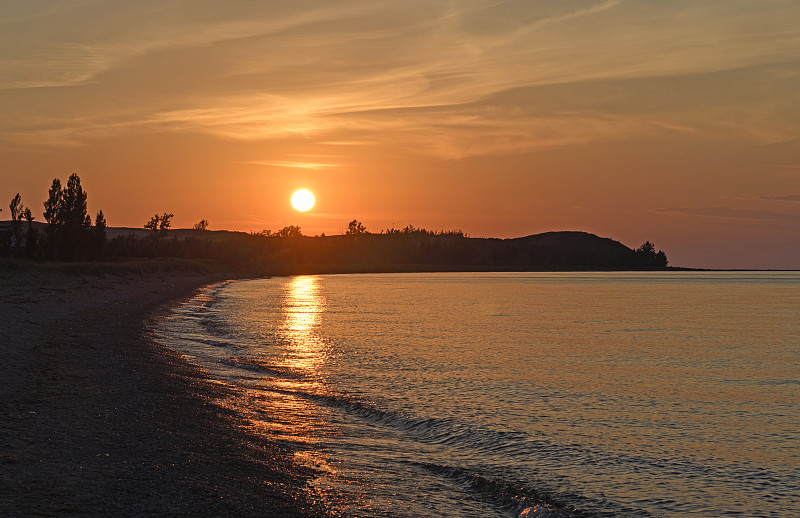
[[0, 270, 324, 517]]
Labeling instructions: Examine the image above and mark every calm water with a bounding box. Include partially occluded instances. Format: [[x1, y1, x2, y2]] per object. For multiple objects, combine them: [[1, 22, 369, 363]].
[[155, 272, 800, 517]]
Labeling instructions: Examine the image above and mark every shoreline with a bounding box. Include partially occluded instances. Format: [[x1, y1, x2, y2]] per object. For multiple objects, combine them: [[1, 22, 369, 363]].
[[0, 268, 324, 517]]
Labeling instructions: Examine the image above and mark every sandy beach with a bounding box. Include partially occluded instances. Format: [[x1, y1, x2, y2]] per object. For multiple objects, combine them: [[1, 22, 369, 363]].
[[0, 265, 324, 517]]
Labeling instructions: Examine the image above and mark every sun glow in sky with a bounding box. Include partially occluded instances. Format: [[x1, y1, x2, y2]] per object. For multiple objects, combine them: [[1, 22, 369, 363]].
[[1, 1, 799, 268], [291, 190, 315, 212]]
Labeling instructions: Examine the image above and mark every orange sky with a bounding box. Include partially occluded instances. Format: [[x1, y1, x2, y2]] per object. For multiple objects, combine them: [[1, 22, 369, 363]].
[[1, 1, 799, 268]]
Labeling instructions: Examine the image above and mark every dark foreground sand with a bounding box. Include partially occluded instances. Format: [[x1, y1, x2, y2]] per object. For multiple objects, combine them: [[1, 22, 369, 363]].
[[0, 268, 325, 517]]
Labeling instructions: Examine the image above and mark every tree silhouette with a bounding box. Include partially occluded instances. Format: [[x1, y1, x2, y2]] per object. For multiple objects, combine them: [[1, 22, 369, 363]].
[[346, 219, 367, 235], [43, 179, 63, 225], [23, 207, 38, 258], [9, 193, 24, 219], [145, 212, 173, 238], [159, 213, 174, 233], [636, 241, 655, 255], [9, 193, 24, 250], [634, 241, 668, 268], [41, 173, 99, 260], [60, 173, 92, 260], [43, 179, 62, 258], [93, 210, 107, 257], [144, 214, 160, 232], [277, 225, 303, 238], [193, 219, 209, 231]]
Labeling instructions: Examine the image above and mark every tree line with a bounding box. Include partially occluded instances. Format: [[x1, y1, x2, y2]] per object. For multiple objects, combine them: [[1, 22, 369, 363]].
[[2, 173, 106, 261], [2, 174, 668, 272]]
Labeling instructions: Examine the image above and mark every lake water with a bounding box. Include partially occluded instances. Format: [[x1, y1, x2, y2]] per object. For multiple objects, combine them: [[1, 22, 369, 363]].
[[155, 272, 800, 517]]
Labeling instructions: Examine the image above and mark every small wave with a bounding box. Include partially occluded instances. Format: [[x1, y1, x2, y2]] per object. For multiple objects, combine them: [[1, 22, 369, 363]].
[[273, 389, 449, 440], [263, 386, 661, 517], [184, 280, 231, 308], [412, 462, 578, 518], [221, 357, 304, 380], [173, 335, 238, 349], [199, 316, 230, 336], [266, 386, 557, 458], [416, 462, 654, 518], [172, 284, 234, 337]]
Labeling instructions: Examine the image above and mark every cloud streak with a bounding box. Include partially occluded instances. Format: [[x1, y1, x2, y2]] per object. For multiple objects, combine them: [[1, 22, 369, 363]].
[[1, 1, 799, 157], [242, 160, 342, 170], [0, 2, 380, 89], [760, 194, 800, 202], [653, 206, 799, 221]]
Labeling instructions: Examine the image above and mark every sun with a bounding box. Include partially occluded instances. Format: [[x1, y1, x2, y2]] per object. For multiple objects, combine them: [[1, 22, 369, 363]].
[[291, 189, 315, 211]]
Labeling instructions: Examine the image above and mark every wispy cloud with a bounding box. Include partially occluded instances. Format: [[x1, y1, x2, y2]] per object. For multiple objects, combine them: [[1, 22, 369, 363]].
[[486, 0, 624, 49], [0, 2, 380, 89], [721, 193, 800, 203], [242, 160, 341, 170], [332, 109, 655, 159], [2, 1, 799, 156], [760, 194, 800, 202], [653, 206, 798, 221]]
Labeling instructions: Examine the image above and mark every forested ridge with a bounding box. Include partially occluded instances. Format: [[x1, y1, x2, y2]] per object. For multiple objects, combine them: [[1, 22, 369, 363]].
[[2, 175, 668, 273]]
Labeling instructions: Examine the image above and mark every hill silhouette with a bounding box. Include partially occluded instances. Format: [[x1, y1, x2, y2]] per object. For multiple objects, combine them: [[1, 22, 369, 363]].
[[502, 231, 637, 269], [102, 227, 667, 273], [2, 220, 668, 273], [3, 174, 668, 272]]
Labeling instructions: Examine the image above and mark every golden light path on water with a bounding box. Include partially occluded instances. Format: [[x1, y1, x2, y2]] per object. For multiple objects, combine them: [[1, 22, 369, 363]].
[[268, 276, 339, 482], [280, 275, 327, 373], [179, 275, 336, 475]]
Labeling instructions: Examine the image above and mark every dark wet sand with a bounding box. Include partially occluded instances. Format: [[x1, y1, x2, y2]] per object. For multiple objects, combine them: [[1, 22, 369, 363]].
[[0, 269, 323, 517]]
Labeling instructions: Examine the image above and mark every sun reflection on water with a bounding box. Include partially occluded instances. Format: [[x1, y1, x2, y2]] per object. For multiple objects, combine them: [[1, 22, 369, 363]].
[[221, 276, 338, 481], [272, 276, 342, 487], [280, 275, 327, 373]]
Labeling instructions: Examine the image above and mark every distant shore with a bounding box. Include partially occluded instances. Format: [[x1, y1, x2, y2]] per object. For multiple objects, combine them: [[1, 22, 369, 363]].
[[0, 264, 324, 517]]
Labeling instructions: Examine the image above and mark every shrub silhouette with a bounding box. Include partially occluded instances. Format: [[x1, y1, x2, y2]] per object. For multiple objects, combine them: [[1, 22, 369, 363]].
[[193, 219, 209, 231], [346, 219, 367, 235]]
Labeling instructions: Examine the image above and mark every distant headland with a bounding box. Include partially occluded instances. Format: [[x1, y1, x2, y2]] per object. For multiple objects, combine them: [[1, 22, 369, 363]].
[[2, 174, 668, 274]]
